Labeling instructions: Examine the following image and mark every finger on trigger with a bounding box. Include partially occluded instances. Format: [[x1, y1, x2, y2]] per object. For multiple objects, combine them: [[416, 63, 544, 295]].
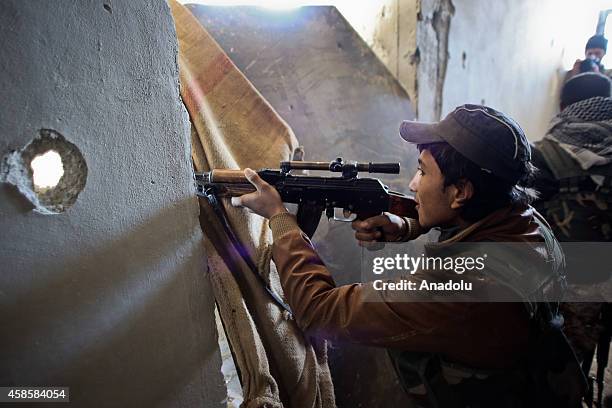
[[355, 232, 376, 241], [351, 220, 366, 230]]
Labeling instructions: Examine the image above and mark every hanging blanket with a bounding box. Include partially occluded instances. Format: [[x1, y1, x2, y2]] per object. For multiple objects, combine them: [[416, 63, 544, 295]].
[[168, 2, 336, 407]]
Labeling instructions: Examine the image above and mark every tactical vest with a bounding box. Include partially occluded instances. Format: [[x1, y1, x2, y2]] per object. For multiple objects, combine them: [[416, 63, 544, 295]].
[[387, 212, 586, 408], [535, 138, 612, 283]]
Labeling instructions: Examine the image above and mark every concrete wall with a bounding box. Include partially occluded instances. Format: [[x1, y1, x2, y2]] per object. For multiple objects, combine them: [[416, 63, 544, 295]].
[[440, 0, 607, 139], [0, 1, 225, 406], [341, 0, 608, 139], [337, 0, 420, 116]]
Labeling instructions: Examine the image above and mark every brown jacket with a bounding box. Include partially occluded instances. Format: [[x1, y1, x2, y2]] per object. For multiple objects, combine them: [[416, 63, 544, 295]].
[[270, 205, 548, 370]]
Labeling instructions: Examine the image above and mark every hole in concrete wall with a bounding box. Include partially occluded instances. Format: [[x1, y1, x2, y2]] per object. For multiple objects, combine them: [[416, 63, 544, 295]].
[[31, 150, 64, 190], [103, 3, 112, 13], [1, 129, 87, 214], [461, 51, 467, 69]]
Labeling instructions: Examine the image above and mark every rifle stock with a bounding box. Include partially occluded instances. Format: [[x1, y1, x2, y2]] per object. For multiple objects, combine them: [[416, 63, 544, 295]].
[[388, 192, 418, 218]]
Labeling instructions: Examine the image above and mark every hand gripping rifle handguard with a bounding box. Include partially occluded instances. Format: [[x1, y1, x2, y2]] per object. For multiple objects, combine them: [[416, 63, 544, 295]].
[[195, 157, 418, 238]]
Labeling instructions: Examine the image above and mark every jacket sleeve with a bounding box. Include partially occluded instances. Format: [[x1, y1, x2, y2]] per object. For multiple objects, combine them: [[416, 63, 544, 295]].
[[268, 212, 473, 351]]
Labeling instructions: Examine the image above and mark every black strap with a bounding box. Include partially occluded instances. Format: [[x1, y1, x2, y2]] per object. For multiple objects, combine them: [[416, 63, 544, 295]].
[[201, 187, 293, 316]]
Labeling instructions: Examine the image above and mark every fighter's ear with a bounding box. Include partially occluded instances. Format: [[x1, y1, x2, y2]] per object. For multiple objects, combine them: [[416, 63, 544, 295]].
[[450, 178, 474, 210]]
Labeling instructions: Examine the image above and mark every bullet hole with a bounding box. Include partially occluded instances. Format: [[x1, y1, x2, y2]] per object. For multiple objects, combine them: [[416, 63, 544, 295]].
[[103, 3, 112, 13], [31, 150, 64, 189], [1, 129, 87, 214], [337, 42, 343, 49], [461, 51, 467, 69]]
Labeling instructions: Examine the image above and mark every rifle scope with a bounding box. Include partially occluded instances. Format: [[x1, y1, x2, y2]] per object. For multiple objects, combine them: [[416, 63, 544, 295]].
[[280, 157, 399, 177]]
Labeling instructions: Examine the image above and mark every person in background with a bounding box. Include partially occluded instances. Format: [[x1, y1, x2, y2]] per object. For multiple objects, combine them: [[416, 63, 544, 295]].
[[532, 72, 612, 407], [566, 35, 611, 82]]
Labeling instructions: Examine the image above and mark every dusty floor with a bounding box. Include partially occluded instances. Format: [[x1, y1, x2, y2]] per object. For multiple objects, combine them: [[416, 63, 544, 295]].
[[215, 308, 243, 408]]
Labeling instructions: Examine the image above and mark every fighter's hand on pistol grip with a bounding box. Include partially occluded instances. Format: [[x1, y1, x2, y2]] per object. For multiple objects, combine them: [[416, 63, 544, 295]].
[[351, 212, 406, 244]]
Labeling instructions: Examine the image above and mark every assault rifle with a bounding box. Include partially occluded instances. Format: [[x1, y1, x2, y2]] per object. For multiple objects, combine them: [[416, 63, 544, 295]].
[[195, 157, 418, 238], [194, 158, 418, 313]]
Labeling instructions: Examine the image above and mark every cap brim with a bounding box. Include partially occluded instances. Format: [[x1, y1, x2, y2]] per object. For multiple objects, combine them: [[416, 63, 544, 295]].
[[399, 120, 445, 144]]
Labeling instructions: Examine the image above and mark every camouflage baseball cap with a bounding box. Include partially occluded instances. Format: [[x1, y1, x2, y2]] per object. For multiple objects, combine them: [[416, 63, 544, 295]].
[[399, 104, 531, 184]]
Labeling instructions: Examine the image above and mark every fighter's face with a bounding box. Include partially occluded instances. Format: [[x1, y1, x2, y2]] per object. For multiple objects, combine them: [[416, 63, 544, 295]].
[[408, 149, 460, 229], [586, 47, 605, 61]]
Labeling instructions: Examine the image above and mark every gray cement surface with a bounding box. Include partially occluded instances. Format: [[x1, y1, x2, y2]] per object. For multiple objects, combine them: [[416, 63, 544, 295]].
[[0, 1, 225, 406]]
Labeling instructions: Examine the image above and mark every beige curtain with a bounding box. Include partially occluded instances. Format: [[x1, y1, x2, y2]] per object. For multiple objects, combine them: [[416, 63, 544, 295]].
[[168, 2, 336, 407]]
